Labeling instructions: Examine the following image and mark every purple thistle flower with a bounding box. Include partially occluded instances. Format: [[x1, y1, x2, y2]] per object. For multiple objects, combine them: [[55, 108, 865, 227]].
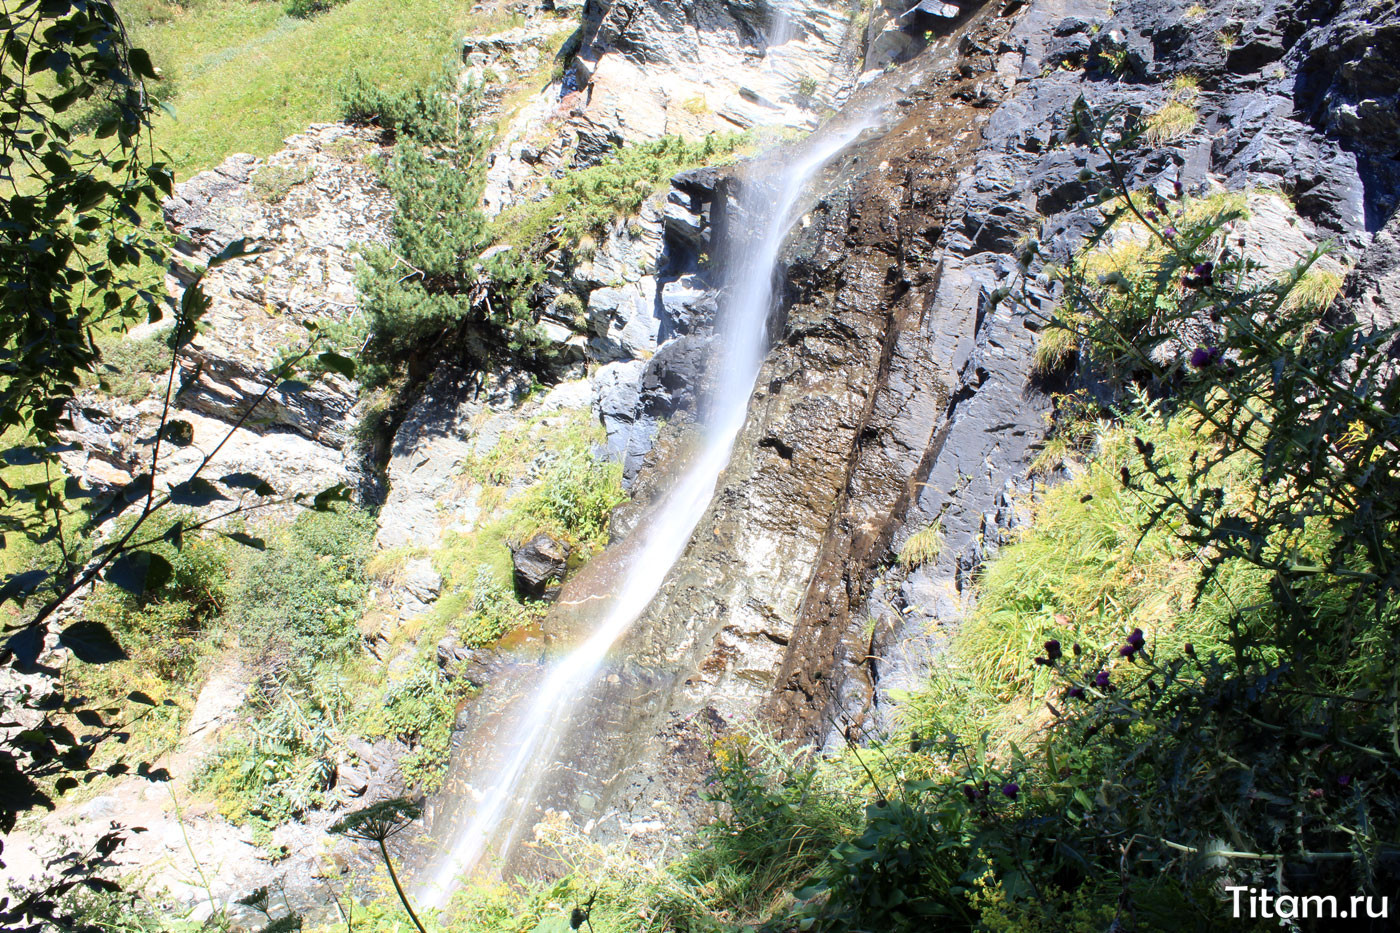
[[1173, 179, 1184, 198], [1044, 639, 1062, 661], [1338, 774, 1352, 787], [1120, 643, 1138, 658], [1128, 628, 1145, 647], [1183, 643, 1195, 656], [1034, 656, 1050, 666], [1002, 783, 1020, 799], [1183, 261, 1215, 289], [963, 784, 980, 802], [1162, 226, 1178, 239], [1190, 346, 1222, 369], [1094, 670, 1110, 688], [1067, 686, 1086, 700]]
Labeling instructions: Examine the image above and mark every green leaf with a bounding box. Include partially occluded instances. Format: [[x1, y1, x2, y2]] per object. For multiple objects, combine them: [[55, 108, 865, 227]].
[[127, 47, 158, 80], [105, 550, 173, 597], [59, 620, 128, 664], [317, 351, 356, 379], [160, 419, 194, 446]]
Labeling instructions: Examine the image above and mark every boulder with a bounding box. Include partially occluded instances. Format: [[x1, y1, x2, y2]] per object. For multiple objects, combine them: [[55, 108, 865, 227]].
[[512, 532, 572, 599], [640, 336, 710, 417], [592, 359, 646, 458], [586, 280, 661, 362], [435, 636, 477, 682]]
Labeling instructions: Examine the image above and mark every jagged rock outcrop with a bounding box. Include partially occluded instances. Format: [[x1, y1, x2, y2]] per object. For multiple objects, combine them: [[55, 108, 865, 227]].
[[481, 0, 868, 214], [58, 124, 392, 506]]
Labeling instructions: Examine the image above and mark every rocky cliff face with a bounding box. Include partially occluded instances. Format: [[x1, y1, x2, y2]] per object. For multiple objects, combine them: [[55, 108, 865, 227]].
[[59, 124, 390, 509], [490, 0, 1400, 858]]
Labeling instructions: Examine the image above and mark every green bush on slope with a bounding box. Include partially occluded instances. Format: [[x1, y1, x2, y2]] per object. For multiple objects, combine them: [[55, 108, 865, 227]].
[[196, 506, 375, 828], [346, 71, 553, 388], [494, 133, 751, 259]]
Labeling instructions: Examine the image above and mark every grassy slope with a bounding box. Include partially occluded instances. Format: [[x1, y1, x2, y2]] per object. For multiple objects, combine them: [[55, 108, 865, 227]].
[[121, 0, 515, 177]]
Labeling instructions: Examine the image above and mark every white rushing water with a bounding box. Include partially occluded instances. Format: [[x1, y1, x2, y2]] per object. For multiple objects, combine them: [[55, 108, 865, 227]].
[[419, 121, 869, 910], [418, 30, 879, 907]]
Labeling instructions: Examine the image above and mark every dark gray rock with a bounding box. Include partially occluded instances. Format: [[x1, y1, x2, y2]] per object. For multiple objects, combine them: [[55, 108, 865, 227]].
[[1335, 208, 1400, 345], [593, 359, 645, 458], [435, 636, 477, 682], [1289, 0, 1400, 231], [512, 532, 572, 599], [659, 273, 719, 336], [640, 336, 710, 417]]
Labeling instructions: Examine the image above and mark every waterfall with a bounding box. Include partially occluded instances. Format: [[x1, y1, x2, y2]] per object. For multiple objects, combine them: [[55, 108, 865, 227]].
[[416, 22, 880, 916]]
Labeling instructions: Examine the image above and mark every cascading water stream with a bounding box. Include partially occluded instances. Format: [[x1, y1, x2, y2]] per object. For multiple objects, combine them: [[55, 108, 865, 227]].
[[417, 119, 872, 910], [416, 9, 882, 904]]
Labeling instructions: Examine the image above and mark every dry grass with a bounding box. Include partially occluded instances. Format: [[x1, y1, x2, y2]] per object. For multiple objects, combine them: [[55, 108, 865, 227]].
[[1281, 266, 1345, 312], [899, 522, 945, 569], [1031, 322, 1080, 377], [1143, 100, 1199, 144]]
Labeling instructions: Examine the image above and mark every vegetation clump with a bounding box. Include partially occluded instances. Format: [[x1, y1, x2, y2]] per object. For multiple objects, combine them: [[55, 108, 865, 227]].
[[493, 133, 750, 259], [345, 70, 553, 388], [897, 522, 944, 569]]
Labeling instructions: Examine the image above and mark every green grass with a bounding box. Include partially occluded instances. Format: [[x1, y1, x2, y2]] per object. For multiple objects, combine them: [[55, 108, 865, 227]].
[[1142, 99, 1198, 144], [953, 403, 1269, 708], [118, 0, 515, 178]]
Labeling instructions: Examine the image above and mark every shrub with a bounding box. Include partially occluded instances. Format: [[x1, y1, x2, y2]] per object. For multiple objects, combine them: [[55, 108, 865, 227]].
[[83, 511, 229, 682], [517, 449, 626, 549], [196, 667, 349, 827], [453, 566, 532, 647], [493, 133, 751, 259], [359, 664, 460, 791], [349, 70, 553, 386], [285, 0, 348, 19], [88, 330, 174, 401], [225, 506, 375, 663]]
